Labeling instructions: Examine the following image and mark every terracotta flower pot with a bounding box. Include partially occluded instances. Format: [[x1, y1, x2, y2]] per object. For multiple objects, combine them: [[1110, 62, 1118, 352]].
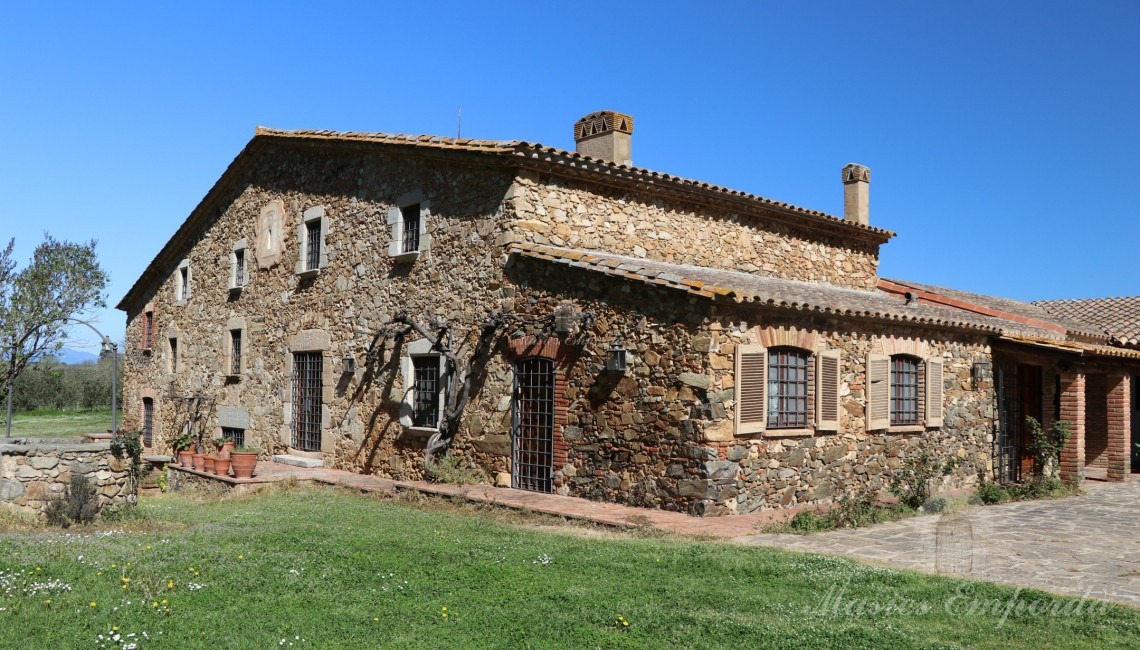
[[213, 457, 231, 477], [230, 451, 258, 479], [178, 450, 194, 466], [220, 441, 235, 459], [192, 453, 206, 471], [203, 455, 217, 474]]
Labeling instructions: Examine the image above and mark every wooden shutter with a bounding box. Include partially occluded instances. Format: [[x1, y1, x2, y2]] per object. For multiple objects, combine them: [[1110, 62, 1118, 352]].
[[866, 353, 890, 430], [386, 207, 402, 257], [816, 349, 841, 432], [925, 357, 944, 428], [735, 344, 767, 434]]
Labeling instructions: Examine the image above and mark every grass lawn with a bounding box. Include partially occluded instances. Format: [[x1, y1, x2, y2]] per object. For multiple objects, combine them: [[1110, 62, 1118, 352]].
[[3, 408, 118, 439], [1, 487, 1137, 649]]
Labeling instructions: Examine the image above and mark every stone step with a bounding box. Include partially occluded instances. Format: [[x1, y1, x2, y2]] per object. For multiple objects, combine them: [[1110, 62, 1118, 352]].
[[272, 454, 323, 469]]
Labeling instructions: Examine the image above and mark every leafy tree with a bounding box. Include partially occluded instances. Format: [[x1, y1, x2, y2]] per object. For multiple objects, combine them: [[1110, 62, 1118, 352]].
[[1, 235, 109, 435]]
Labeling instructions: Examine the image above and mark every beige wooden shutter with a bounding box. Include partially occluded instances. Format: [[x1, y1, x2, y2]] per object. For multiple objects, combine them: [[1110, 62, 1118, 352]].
[[417, 200, 431, 253], [866, 353, 891, 430], [816, 349, 841, 432], [925, 357, 944, 428], [735, 344, 767, 434]]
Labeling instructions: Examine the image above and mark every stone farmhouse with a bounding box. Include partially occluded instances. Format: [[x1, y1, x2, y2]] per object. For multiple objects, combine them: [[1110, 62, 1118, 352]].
[[116, 112, 1140, 516]]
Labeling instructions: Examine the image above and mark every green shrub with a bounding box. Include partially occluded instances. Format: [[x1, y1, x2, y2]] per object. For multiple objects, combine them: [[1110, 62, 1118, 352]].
[[975, 481, 1009, 505], [44, 474, 99, 528], [427, 454, 484, 485], [921, 496, 948, 514], [787, 509, 831, 533], [888, 453, 955, 509]]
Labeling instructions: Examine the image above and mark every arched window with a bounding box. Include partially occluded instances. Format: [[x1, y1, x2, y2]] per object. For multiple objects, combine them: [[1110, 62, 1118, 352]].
[[767, 347, 810, 429], [890, 355, 921, 426]]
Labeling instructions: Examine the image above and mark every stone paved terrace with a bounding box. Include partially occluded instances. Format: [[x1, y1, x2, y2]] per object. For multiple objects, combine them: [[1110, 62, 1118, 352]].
[[166, 461, 1140, 608]]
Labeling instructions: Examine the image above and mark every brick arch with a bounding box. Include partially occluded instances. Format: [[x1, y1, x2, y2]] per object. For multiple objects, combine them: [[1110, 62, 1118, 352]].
[[751, 325, 825, 352], [875, 335, 931, 359]]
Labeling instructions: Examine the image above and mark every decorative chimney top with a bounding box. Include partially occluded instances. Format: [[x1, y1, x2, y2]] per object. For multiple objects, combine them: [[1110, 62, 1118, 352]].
[[841, 163, 871, 226], [573, 111, 633, 165], [841, 163, 871, 184]]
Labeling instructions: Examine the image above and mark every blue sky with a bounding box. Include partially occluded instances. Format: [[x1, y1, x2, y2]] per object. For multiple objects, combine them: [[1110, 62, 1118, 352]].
[[2, 1, 1138, 353]]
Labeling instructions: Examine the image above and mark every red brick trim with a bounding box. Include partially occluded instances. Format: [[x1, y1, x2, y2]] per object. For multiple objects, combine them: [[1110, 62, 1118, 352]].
[[878, 279, 1066, 334]]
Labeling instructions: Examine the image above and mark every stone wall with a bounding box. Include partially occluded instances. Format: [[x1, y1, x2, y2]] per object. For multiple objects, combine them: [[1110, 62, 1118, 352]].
[[502, 171, 881, 289], [0, 439, 132, 519], [490, 256, 995, 515]]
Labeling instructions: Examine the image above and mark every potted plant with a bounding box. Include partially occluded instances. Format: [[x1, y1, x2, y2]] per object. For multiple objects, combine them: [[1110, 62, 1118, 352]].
[[214, 455, 231, 477], [173, 432, 195, 466], [192, 450, 207, 472], [203, 455, 217, 475], [214, 435, 235, 459], [230, 447, 260, 479]]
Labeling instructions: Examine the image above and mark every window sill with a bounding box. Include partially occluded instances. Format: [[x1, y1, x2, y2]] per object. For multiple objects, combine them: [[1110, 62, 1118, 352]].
[[887, 425, 926, 434], [141, 348, 153, 355], [228, 285, 244, 294], [390, 250, 421, 263], [296, 268, 319, 280], [401, 426, 438, 437], [764, 428, 815, 438]]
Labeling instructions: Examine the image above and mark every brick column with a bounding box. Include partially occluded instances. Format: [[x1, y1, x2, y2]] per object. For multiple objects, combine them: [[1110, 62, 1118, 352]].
[[1106, 374, 1131, 481], [1058, 372, 1086, 484]]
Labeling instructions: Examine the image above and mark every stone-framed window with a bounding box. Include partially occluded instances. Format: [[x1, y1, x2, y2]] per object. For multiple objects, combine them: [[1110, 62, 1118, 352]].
[[867, 353, 943, 431], [387, 189, 430, 262], [229, 238, 248, 290], [168, 336, 179, 373], [734, 344, 841, 436], [217, 406, 250, 450], [229, 329, 242, 376], [400, 338, 448, 432], [174, 258, 191, 304], [295, 206, 329, 277]]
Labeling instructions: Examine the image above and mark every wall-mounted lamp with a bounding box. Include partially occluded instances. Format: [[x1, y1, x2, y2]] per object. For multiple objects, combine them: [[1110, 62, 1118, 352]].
[[972, 360, 992, 385], [341, 355, 356, 375], [606, 340, 628, 373]]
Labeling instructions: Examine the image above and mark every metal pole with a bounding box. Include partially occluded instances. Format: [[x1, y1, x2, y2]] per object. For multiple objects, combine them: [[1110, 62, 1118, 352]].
[[107, 337, 118, 436], [4, 375, 12, 438]]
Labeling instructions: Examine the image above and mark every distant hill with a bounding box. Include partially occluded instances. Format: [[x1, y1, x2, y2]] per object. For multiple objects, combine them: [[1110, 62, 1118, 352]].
[[56, 348, 100, 365]]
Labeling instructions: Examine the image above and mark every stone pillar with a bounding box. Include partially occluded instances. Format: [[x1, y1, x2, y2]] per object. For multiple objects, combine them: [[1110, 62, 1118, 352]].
[[1106, 374, 1131, 481], [1059, 372, 1086, 484]]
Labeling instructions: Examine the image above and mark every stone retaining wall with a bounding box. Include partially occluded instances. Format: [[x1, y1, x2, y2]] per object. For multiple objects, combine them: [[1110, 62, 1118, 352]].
[[0, 439, 132, 519]]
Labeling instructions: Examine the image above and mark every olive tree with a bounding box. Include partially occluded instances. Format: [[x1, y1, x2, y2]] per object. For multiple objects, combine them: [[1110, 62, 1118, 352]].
[[1, 235, 109, 436]]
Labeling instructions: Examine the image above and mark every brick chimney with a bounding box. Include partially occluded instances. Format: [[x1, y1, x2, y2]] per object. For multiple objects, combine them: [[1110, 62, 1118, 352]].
[[841, 163, 870, 226], [574, 111, 633, 165]]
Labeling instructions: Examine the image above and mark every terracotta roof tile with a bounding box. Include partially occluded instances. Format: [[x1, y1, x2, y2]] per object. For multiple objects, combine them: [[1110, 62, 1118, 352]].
[[1034, 297, 1140, 347], [509, 243, 1068, 337]]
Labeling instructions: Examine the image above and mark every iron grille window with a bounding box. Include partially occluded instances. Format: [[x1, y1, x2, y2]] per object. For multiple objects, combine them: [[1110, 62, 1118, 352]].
[[234, 249, 245, 287], [169, 338, 178, 372], [305, 220, 321, 271], [230, 329, 242, 375], [292, 352, 322, 451], [767, 348, 809, 428], [143, 312, 153, 349], [512, 357, 555, 493], [890, 356, 920, 425], [411, 356, 440, 428], [179, 267, 188, 300], [401, 203, 420, 253], [142, 398, 154, 447], [222, 426, 245, 448]]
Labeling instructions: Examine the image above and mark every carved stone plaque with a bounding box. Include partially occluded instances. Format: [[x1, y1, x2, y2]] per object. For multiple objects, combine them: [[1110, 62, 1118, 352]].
[[256, 199, 286, 269]]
